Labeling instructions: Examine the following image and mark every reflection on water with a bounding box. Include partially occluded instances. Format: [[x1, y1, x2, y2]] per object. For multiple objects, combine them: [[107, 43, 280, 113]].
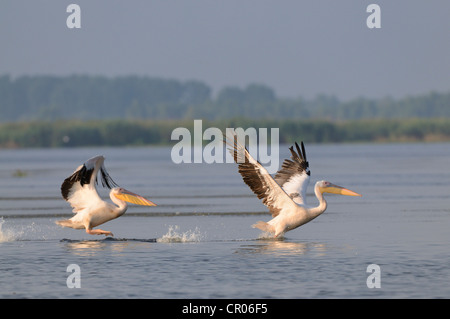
[[61, 236, 331, 258], [61, 238, 155, 256], [234, 240, 329, 257], [2, 144, 450, 298]]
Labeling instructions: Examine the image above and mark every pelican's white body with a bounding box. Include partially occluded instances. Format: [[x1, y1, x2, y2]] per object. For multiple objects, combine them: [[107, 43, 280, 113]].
[[57, 155, 156, 236], [226, 135, 361, 238], [255, 183, 328, 237], [58, 189, 127, 230]]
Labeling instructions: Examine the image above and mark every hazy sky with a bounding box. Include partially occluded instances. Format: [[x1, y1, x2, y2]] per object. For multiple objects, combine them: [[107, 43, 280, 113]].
[[1, 1, 449, 100]]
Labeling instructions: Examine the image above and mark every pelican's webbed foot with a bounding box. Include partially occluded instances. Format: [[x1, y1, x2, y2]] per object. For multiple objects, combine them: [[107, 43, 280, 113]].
[[86, 228, 114, 237]]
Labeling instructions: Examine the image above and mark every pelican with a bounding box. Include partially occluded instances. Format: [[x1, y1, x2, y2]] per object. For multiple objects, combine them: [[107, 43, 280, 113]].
[[56, 155, 156, 236], [225, 135, 361, 238]]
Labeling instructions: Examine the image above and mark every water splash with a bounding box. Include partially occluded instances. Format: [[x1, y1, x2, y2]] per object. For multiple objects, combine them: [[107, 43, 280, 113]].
[[0, 218, 23, 242], [0, 218, 52, 242], [256, 231, 284, 240], [157, 225, 204, 243]]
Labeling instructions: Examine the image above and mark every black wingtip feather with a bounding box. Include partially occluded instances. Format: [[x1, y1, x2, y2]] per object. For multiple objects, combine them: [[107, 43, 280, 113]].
[[99, 166, 119, 189], [60, 159, 119, 201], [301, 142, 308, 161], [295, 142, 303, 161], [60, 164, 94, 200], [289, 141, 308, 169]]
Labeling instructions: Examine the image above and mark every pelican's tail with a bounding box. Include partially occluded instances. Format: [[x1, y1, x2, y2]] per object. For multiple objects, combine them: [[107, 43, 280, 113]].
[[55, 219, 74, 228], [252, 221, 275, 234]]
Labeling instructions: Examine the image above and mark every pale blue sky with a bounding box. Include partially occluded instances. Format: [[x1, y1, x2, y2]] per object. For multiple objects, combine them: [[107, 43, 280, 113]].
[[1, 1, 449, 100]]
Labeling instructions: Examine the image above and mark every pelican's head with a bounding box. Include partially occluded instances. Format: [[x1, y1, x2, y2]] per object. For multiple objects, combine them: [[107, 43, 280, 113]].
[[316, 180, 361, 197], [112, 187, 157, 206]]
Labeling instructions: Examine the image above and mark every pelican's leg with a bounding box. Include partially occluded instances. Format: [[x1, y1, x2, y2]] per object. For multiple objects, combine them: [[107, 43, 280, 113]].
[[86, 228, 114, 237], [273, 230, 285, 239]]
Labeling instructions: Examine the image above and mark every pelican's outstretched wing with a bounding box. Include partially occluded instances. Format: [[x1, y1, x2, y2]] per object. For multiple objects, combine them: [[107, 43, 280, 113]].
[[274, 142, 311, 205], [225, 134, 298, 217], [61, 155, 118, 213]]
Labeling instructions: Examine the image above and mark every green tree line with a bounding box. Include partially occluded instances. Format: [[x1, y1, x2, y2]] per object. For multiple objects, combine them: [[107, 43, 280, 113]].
[[2, 118, 450, 148], [1, 75, 450, 122]]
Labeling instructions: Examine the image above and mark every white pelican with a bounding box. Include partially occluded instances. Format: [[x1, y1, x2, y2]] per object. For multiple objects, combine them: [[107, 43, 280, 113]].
[[56, 155, 156, 236], [225, 135, 361, 238]]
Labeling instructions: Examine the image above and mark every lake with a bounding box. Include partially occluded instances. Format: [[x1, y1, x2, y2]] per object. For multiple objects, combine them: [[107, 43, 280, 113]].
[[1, 142, 450, 300]]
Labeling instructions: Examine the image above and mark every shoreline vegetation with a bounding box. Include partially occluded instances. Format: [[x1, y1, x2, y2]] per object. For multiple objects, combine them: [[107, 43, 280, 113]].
[[1, 118, 450, 149], [1, 75, 450, 148]]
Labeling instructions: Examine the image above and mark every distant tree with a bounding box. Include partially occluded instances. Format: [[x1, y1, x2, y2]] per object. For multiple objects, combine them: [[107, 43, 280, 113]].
[[0, 75, 450, 122]]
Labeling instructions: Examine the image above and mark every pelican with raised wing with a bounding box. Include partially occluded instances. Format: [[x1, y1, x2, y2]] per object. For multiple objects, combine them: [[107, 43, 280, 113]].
[[225, 135, 361, 238], [56, 155, 156, 236]]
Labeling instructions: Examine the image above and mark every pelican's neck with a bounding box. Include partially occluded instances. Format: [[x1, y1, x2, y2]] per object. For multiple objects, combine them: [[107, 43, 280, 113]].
[[310, 182, 327, 218], [110, 192, 128, 217]]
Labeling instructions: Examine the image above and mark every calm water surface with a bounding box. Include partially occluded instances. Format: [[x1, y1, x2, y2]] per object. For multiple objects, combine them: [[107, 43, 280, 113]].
[[0, 143, 450, 298]]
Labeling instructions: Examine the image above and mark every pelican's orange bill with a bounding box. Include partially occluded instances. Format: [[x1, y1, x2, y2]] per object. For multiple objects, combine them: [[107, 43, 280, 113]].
[[322, 183, 362, 197], [116, 190, 157, 206], [338, 187, 362, 197]]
